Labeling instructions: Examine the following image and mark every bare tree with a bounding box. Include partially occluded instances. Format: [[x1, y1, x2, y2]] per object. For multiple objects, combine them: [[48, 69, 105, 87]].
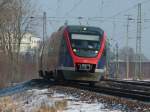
[[0, 0, 37, 82], [119, 47, 149, 61]]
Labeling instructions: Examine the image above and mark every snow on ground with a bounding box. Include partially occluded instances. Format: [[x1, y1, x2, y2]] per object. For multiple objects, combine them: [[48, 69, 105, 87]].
[[12, 89, 54, 112], [65, 101, 123, 112], [3, 89, 124, 112], [123, 78, 150, 81]]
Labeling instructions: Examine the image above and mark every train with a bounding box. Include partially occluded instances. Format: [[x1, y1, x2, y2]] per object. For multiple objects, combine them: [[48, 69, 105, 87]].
[[39, 25, 107, 84]]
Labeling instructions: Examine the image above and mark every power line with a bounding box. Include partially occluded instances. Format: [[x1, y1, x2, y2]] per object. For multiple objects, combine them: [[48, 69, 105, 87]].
[[28, 15, 139, 23], [109, 4, 137, 19], [64, 0, 83, 17], [109, 0, 150, 19], [44, 16, 132, 24]]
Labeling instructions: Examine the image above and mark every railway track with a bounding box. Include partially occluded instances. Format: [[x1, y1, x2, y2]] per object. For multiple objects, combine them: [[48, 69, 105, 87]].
[[104, 79, 150, 87], [60, 80, 150, 102], [0, 78, 150, 102], [101, 79, 150, 92]]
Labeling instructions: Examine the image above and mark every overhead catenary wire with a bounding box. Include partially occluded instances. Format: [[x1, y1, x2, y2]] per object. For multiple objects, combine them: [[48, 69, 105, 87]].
[[64, 0, 83, 17], [28, 15, 150, 24], [108, 0, 150, 20], [30, 0, 150, 23], [29, 0, 150, 38]]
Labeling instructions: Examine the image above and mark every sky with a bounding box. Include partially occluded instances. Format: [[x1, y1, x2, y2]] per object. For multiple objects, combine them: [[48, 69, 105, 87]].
[[32, 0, 150, 59]]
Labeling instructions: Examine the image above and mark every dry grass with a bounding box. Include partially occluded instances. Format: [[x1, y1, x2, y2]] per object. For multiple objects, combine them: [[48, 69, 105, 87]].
[[37, 106, 57, 112], [0, 81, 7, 89], [37, 100, 67, 112], [0, 96, 67, 112], [0, 96, 17, 112], [0, 53, 38, 89]]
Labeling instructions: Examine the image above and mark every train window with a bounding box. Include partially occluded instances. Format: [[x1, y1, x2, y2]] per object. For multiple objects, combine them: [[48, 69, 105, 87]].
[[103, 47, 106, 56], [60, 38, 67, 54], [61, 38, 65, 47], [71, 34, 100, 50], [71, 34, 99, 41], [70, 34, 101, 57]]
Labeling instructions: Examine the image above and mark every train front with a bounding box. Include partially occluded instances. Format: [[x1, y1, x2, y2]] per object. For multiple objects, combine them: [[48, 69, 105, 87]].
[[60, 25, 106, 82]]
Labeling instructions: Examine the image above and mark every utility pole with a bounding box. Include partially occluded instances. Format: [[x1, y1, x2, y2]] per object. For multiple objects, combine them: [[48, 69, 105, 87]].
[[126, 15, 130, 79], [39, 12, 47, 71], [43, 11, 47, 47], [106, 39, 110, 79], [116, 43, 119, 79], [135, 3, 142, 80], [125, 15, 134, 79]]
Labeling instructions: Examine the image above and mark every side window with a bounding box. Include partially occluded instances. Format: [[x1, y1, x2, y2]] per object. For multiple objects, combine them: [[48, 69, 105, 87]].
[[61, 38, 67, 54], [103, 47, 106, 56], [103, 43, 108, 57]]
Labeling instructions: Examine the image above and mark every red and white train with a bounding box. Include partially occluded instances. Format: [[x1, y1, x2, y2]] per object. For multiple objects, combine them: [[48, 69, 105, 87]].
[[39, 25, 107, 84]]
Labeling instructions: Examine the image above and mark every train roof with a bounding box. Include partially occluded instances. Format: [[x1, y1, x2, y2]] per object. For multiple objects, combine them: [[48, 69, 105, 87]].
[[58, 25, 104, 35]]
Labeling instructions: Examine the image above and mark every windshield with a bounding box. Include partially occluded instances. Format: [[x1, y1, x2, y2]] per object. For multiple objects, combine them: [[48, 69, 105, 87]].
[[71, 34, 100, 57]]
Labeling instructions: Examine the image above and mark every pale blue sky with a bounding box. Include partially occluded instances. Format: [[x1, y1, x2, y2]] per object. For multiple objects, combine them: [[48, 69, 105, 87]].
[[33, 0, 150, 59]]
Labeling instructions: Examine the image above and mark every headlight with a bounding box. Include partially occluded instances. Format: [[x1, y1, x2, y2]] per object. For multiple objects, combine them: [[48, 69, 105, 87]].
[[95, 51, 98, 53], [73, 49, 77, 52]]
